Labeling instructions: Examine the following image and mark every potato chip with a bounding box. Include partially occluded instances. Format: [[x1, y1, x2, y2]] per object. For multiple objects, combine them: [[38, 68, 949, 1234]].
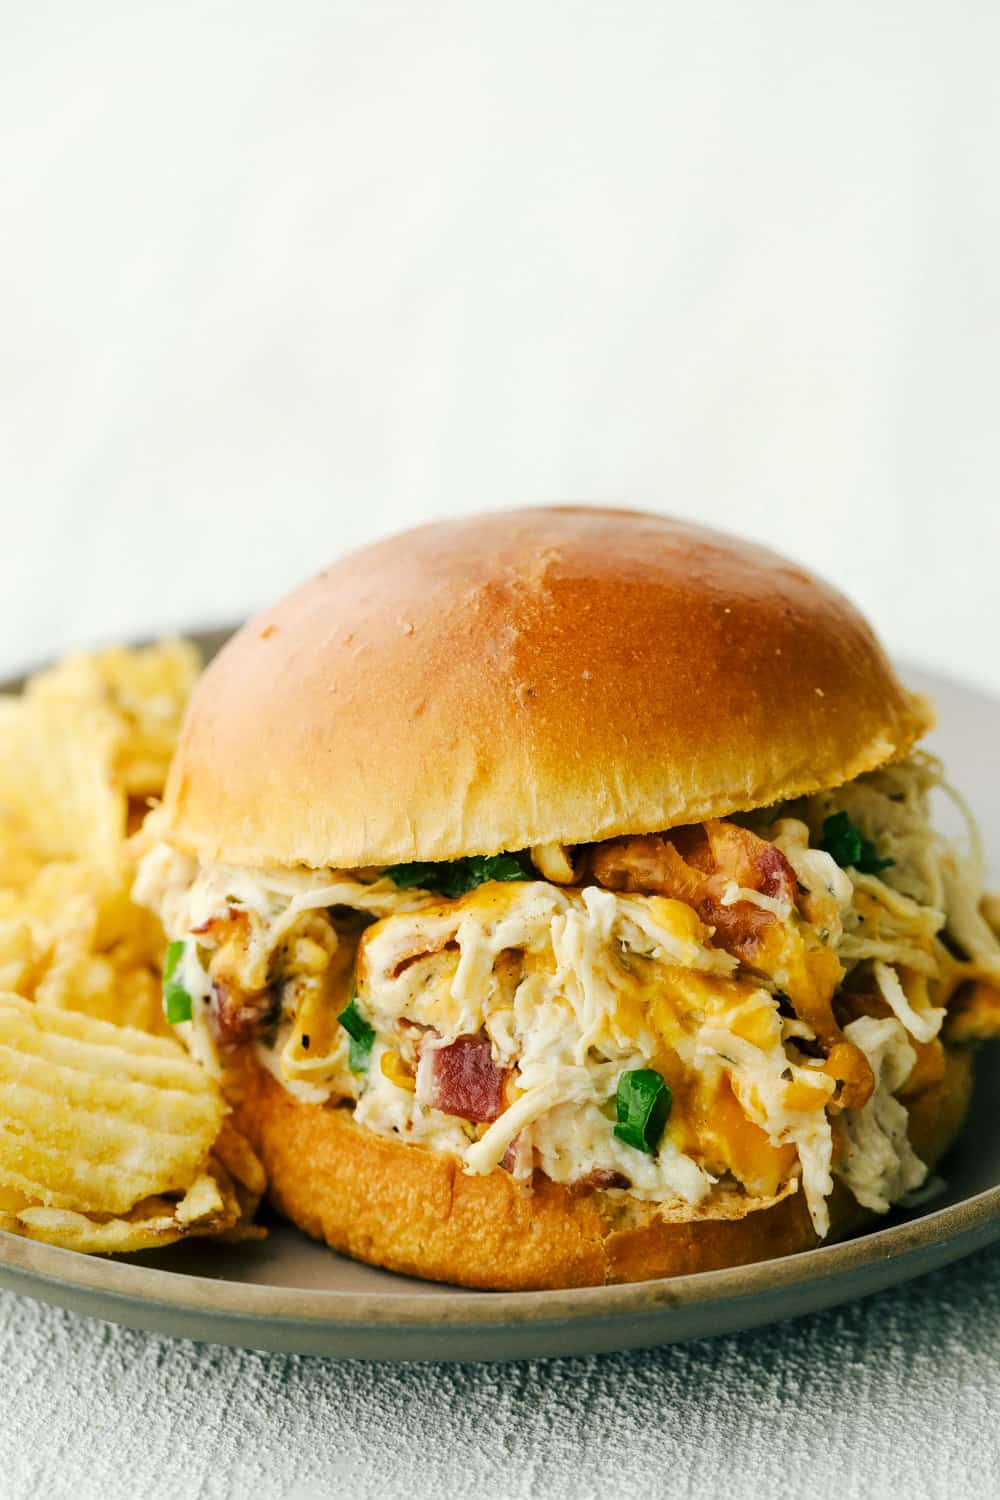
[[0, 698, 123, 874], [25, 639, 201, 800], [0, 640, 269, 1256], [0, 1157, 265, 1254], [0, 640, 202, 1036], [0, 918, 42, 996], [19, 869, 169, 1036], [33, 937, 169, 1038], [0, 878, 170, 1037], [0, 993, 223, 1214]]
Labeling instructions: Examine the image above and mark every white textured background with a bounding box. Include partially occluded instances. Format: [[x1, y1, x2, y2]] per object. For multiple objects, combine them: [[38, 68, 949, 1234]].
[[1, 1, 998, 689], [2, 3, 1000, 1496]]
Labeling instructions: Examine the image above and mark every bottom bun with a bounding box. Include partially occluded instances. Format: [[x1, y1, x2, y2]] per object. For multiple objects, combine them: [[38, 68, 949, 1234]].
[[232, 1047, 974, 1290]]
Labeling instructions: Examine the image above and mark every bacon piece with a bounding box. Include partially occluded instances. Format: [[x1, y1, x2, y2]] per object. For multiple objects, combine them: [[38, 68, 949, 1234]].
[[209, 981, 277, 1048], [590, 832, 705, 902], [418, 1032, 509, 1122], [691, 895, 778, 967], [587, 820, 797, 964], [703, 821, 797, 905]]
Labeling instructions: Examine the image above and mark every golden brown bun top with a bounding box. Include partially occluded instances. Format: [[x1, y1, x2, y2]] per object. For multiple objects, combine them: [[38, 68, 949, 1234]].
[[162, 507, 931, 869]]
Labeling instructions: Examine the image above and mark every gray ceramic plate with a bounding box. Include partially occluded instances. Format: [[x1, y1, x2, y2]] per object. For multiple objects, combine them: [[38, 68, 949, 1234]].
[[1, 635, 998, 1361]]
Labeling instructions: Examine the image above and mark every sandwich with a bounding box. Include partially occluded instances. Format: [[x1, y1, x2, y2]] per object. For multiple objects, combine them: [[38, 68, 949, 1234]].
[[133, 507, 1000, 1289]]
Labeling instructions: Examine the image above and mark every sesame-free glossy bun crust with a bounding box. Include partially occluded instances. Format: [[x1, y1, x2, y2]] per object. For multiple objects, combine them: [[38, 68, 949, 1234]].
[[163, 508, 930, 869], [232, 1049, 972, 1290]]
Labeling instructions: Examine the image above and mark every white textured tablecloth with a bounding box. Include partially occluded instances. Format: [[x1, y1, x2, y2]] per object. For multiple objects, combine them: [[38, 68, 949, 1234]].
[[2, 1245, 999, 1498]]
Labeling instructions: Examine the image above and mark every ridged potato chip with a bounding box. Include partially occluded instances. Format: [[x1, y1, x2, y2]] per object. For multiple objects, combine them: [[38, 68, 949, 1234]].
[[14, 868, 167, 1035], [0, 641, 201, 1035], [0, 640, 269, 1255], [25, 638, 202, 801], [0, 919, 40, 996], [0, 993, 223, 1215], [0, 698, 123, 874], [0, 1154, 265, 1254]]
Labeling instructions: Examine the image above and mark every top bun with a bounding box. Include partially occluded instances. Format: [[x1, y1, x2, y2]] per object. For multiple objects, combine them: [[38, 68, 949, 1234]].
[[161, 507, 931, 869]]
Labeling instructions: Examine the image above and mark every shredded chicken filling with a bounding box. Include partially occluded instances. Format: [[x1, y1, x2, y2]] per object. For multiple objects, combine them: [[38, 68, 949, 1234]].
[[134, 754, 1000, 1237]]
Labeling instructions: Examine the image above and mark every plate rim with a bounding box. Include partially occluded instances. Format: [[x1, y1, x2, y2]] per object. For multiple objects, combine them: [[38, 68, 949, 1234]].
[[3, 1175, 999, 1330], [2, 634, 999, 1343]]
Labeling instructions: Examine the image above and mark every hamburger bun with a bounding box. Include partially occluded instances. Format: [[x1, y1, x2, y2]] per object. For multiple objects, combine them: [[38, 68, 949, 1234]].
[[160, 508, 930, 870]]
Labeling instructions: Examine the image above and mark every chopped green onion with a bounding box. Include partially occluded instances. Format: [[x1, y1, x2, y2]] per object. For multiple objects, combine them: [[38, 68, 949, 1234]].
[[613, 1069, 672, 1154], [465, 852, 535, 887], [385, 851, 534, 899], [337, 997, 376, 1072], [385, 861, 441, 891], [162, 939, 193, 1024], [819, 811, 894, 874]]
